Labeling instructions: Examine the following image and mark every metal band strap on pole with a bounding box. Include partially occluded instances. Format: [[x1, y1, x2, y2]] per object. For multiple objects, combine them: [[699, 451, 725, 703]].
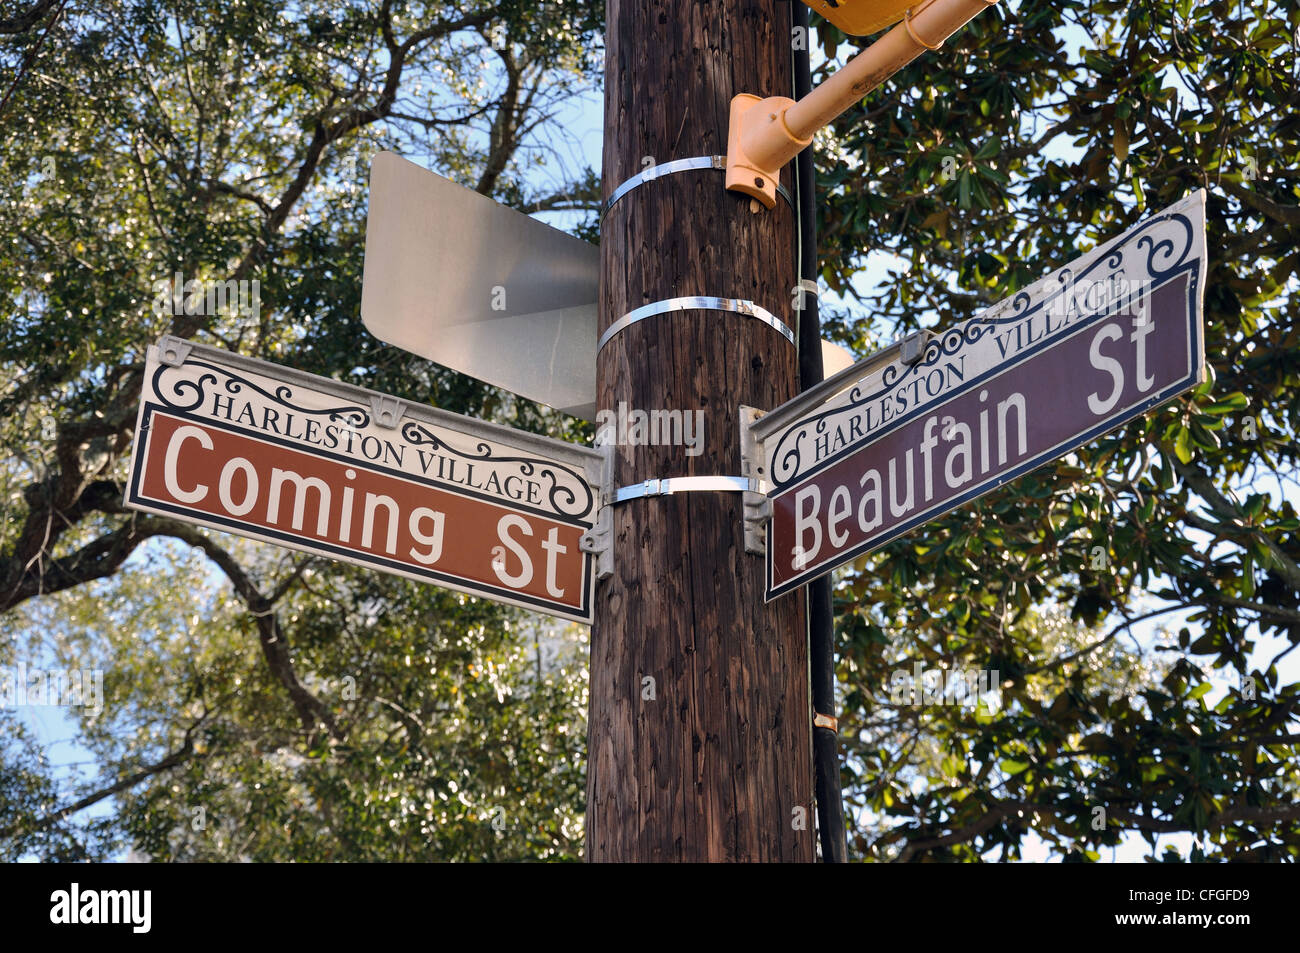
[[582, 473, 770, 578], [601, 155, 794, 220], [612, 474, 762, 504], [813, 713, 839, 733], [904, 6, 946, 51], [597, 295, 796, 353]]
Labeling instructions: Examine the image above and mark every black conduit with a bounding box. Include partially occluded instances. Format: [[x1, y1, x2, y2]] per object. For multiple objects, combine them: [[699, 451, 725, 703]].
[[792, 0, 848, 863]]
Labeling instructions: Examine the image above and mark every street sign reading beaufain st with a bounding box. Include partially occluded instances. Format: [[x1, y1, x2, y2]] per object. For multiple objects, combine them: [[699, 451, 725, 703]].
[[125, 337, 602, 623], [754, 191, 1208, 599]]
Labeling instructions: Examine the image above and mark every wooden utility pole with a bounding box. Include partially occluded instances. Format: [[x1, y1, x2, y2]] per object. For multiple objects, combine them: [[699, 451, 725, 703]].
[[587, 0, 812, 862]]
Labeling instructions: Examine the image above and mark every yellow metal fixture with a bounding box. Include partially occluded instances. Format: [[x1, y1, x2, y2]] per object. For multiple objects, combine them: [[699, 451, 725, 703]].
[[802, 0, 915, 37], [726, 0, 999, 208]]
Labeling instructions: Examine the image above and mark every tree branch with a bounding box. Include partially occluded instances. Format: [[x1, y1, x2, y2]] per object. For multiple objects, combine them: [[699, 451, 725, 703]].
[[0, 727, 199, 841], [1168, 448, 1300, 593], [889, 799, 1300, 860], [177, 527, 344, 744], [173, 4, 498, 338], [0, 0, 58, 34], [1220, 179, 1300, 228]]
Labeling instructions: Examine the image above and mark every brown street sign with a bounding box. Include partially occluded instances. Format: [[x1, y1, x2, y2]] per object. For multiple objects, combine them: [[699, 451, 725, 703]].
[[757, 191, 1208, 599], [125, 337, 601, 623]]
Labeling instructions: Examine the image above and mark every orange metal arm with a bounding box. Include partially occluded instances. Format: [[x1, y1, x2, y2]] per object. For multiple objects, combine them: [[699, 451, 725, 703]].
[[726, 0, 1000, 208], [802, 0, 916, 37]]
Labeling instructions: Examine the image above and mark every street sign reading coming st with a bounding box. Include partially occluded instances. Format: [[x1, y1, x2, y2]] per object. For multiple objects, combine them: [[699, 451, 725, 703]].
[[757, 191, 1208, 599], [125, 337, 601, 623]]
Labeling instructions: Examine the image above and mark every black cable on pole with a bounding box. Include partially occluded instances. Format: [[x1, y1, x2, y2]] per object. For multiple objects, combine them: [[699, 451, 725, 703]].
[[792, 0, 848, 864]]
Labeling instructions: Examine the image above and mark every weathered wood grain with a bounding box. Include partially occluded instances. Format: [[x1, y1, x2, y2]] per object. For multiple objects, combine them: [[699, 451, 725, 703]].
[[586, 0, 813, 862]]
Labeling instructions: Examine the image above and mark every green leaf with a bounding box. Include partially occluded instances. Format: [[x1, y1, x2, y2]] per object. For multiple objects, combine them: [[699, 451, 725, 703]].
[[979, 164, 1010, 184], [1204, 392, 1249, 414], [1190, 421, 1221, 450]]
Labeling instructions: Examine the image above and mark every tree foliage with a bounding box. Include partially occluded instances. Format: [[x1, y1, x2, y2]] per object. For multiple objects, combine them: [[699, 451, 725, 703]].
[[816, 0, 1300, 860], [1, 0, 600, 861]]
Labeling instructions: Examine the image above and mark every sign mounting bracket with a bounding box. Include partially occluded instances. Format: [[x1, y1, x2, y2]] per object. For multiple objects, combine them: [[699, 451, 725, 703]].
[[580, 441, 615, 580], [158, 336, 194, 368], [740, 405, 770, 555], [369, 395, 406, 430]]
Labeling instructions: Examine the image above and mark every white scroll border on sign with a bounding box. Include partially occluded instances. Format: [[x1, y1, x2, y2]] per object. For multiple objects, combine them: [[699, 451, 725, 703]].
[[124, 338, 601, 624], [763, 192, 1208, 599]]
